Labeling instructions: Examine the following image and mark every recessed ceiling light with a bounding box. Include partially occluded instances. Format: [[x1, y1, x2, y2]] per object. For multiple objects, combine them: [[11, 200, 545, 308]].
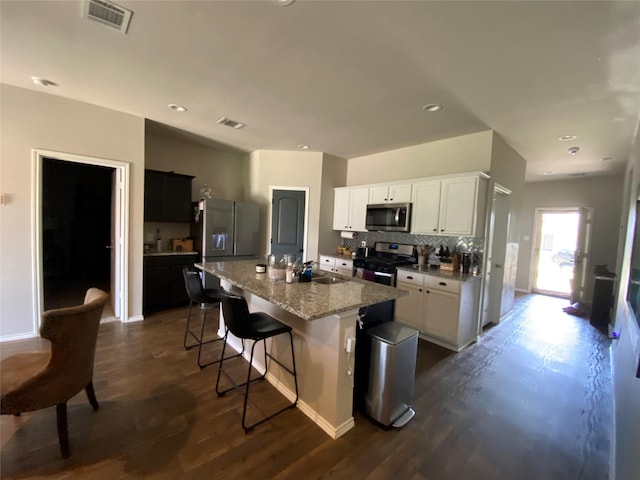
[[422, 104, 443, 112], [31, 76, 57, 87], [559, 135, 576, 141], [601, 157, 612, 162], [298, 145, 309, 150], [543, 171, 555, 175], [274, 0, 295, 5], [568, 146, 580, 155], [168, 104, 187, 112]]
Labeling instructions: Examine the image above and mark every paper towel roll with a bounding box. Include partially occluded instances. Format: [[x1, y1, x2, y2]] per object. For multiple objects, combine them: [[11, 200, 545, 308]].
[[340, 231, 355, 239]]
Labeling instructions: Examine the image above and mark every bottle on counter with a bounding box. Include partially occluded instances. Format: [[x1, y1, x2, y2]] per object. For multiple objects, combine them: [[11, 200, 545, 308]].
[[156, 228, 162, 252], [285, 262, 294, 284]]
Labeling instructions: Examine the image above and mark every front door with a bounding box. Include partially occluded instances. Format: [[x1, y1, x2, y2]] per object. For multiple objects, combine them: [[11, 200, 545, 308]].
[[270, 189, 306, 263]]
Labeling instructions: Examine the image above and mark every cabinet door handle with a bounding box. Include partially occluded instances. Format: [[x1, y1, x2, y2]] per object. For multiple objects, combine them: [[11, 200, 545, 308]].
[[407, 276, 413, 279], [419, 288, 423, 292], [440, 229, 445, 232], [439, 282, 447, 286], [433, 228, 437, 232], [426, 289, 430, 293]]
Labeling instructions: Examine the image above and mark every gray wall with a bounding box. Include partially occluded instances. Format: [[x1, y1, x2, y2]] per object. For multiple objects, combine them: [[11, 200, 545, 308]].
[[610, 128, 640, 480], [515, 175, 625, 300]]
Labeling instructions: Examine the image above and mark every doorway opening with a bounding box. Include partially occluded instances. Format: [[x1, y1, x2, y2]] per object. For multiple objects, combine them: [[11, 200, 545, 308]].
[[33, 149, 129, 330], [42, 158, 113, 311], [532, 209, 581, 298]]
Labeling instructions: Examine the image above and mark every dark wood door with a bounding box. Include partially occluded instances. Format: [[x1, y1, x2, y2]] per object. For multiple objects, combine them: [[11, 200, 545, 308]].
[[270, 190, 305, 263]]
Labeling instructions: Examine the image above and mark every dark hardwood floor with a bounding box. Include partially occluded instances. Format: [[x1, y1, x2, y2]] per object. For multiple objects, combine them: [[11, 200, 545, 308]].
[[0, 293, 612, 479]]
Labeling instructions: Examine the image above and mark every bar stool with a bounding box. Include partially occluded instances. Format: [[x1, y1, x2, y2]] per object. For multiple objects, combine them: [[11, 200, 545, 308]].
[[216, 289, 299, 433], [182, 267, 241, 369]]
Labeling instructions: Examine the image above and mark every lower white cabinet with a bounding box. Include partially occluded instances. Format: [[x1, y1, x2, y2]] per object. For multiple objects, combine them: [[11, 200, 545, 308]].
[[319, 255, 353, 276], [395, 269, 481, 351]]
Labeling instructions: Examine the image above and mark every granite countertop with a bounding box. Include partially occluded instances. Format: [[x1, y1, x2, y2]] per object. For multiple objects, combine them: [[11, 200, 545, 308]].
[[396, 264, 482, 282], [144, 251, 198, 256], [196, 260, 407, 321]]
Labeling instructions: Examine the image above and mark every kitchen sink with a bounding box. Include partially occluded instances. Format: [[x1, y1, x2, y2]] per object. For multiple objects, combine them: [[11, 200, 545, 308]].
[[311, 275, 348, 284]]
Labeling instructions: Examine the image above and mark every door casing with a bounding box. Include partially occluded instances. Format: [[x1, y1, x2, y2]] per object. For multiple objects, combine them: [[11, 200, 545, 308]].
[[32, 149, 130, 331]]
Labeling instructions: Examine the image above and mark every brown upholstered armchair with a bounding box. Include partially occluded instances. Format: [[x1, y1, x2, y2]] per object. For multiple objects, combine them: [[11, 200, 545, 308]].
[[1, 288, 108, 458]]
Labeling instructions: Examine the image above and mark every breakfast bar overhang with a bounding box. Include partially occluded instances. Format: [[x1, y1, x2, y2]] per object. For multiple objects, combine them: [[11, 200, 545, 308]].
[[195, 260, 407, 438]]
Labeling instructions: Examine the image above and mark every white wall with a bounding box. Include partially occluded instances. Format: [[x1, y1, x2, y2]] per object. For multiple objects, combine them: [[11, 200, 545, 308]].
[[0, 84, 145, 339], [319, 153, 348, 256], [489, 132, 527, 242], [145, 133, 248, 202], [249, 150, 325, 262], [346, 130, 493, 186], [515, 175, 625, 299], [610, 128, 640, 480]]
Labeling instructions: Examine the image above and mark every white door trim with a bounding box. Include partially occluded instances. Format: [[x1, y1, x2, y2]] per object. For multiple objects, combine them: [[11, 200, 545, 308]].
[[268, 186, 309, 263], [31, 149, 130, 331]]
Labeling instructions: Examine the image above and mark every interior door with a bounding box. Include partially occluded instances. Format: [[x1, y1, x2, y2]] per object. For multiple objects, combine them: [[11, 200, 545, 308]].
[[481, 185, 510, 327], [571, 207, 593, 304], [110, 169, 122, 317], [271, 189, 305, 263]]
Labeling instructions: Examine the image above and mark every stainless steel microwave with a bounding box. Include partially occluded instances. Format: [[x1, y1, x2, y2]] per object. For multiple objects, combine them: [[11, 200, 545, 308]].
[[365, 203, 412, 232]]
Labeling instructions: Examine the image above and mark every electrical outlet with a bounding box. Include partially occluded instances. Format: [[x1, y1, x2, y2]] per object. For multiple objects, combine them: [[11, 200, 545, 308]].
[[344, 326, 355, 351]]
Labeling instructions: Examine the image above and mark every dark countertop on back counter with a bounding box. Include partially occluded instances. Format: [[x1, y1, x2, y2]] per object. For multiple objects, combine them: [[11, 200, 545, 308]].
[[396, 264, 483, 282]]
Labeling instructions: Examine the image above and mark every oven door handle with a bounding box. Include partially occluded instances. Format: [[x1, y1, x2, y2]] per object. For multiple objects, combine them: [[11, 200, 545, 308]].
[[374, 272, 393, 278]]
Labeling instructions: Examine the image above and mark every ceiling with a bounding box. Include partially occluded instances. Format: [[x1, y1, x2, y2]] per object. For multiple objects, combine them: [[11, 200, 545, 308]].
[[2, 1, 639, 182]]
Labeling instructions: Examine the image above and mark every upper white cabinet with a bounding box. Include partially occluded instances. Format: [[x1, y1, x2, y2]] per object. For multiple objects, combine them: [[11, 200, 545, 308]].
[[333, 187, 369, 231], [410, 180, 442, 234], [411, 174, 488, 237], [368, 183, 412, 204]]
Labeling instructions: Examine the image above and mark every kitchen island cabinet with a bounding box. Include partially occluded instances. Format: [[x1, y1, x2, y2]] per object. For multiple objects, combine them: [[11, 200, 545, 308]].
[[196, 260, 406, 439], [395, 267, 482, 351]]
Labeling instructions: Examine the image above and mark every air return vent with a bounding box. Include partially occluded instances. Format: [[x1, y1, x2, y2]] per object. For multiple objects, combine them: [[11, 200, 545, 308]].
[[217, 117, 246, 129], [85, 0, 133, 34]]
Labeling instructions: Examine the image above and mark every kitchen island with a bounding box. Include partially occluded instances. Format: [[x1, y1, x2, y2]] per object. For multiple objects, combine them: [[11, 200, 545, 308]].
[[196, 260, 407, 438]]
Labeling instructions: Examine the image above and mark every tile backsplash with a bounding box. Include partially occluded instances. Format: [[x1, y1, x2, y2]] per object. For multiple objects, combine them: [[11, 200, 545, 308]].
[[341, 231, 484, 257]]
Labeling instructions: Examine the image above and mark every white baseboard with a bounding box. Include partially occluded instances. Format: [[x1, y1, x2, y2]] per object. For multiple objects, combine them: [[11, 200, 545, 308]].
[[125, 314, 144, 323], [0, 331, 37, 343], [266, 371, 355, 439]]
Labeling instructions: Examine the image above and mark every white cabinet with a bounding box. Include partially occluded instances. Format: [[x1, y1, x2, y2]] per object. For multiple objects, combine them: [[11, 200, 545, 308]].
[[395, 269, 481, 351], [410, 180, 441, 234], [368, 183, 412, 204], [318, 255, 353, 276], [333, 187, 368, 231], [411, 174, 488, 237], [395, 271, 426, 331]]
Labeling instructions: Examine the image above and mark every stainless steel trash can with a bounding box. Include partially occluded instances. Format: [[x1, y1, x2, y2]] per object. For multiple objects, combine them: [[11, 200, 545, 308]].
[[364, 322, 418, 428]]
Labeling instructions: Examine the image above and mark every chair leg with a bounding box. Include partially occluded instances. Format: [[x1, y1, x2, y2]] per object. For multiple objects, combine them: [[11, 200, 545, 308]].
[[183, 301, 199, 350], [85, 380, 100, 410], [215, 330, 230, 396], [56, 402, 70, 459], [242, 340, 260, 433], [242, 333, 299, 433]]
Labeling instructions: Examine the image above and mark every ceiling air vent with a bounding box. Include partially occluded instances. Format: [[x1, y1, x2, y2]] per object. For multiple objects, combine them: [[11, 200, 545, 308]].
[[217, 117, 246, 130], [85, 0, 133, 34]]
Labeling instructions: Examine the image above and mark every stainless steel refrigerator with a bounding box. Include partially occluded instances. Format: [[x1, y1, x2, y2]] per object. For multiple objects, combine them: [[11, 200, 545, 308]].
[[191, 199, 260, 288]]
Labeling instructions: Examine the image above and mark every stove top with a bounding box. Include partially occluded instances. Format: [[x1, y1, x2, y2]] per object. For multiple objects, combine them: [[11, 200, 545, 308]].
[[353, 242, 416, 273]]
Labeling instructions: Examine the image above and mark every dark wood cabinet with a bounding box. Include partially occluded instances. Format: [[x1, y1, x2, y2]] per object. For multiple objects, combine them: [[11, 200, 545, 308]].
[[144, 169, 194, 222], [143, 254, 197, 314]]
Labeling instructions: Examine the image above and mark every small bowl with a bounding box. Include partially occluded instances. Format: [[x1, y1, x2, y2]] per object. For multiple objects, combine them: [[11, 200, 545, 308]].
[[255, 263, 267, 273]]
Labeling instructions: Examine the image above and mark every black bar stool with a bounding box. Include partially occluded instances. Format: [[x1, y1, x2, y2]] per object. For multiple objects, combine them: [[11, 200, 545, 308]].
[[216, 289, 299, 433], [182, 268, 242, 369]]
